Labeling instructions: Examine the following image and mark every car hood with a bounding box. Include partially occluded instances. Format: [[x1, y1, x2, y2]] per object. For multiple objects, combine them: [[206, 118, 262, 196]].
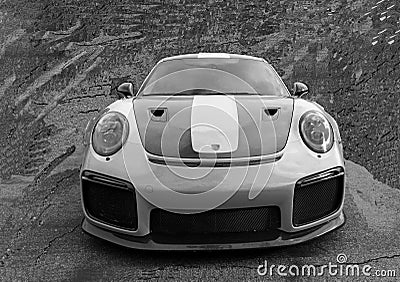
[[133, 95, 293, 159]]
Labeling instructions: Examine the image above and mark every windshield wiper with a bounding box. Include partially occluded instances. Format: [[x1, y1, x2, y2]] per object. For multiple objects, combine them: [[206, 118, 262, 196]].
[[141, 92, 268, 96], [222, 92, 262, 95]]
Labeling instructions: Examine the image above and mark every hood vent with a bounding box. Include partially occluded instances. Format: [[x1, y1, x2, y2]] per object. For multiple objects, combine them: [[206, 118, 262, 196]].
[[262, 107, 280, 120], [149, 108, 168, 122]]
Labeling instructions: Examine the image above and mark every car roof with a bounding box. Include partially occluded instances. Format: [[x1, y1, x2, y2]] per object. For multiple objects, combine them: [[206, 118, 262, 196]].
[[160, 53, 264, 62]]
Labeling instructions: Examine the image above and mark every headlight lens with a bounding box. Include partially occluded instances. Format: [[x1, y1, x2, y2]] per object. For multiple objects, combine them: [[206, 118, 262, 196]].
[[299, 111, 333, 153], [92, 112, 129, 156], [83, 108, 110, 146]]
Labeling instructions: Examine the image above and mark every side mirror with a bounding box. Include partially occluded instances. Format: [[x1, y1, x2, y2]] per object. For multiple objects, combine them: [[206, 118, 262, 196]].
[[117, 82, 135, 98], [292, 82, 309, 98]]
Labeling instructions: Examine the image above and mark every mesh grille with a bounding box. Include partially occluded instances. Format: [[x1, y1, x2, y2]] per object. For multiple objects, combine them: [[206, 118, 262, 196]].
[[293, 170, 344, 226], [150, 206, 281, 235], [82, 172, 137, 230]]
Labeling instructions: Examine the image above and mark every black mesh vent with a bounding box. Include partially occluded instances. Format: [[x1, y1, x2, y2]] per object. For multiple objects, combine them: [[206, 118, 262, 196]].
[[82, 171, 137, 230], [150, 206, 280, 244], [293, 168, 344, 226]]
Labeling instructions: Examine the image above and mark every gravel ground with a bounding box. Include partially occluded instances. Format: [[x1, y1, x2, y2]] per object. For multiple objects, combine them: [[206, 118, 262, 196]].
[[1, 160, 399, 281]]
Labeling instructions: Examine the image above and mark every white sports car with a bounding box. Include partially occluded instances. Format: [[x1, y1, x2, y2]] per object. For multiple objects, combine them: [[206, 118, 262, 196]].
[[80, 53, 345, 250]]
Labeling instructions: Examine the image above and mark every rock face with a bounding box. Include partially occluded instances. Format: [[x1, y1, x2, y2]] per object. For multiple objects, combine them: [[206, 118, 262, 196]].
[[0, 0, 398, 188]]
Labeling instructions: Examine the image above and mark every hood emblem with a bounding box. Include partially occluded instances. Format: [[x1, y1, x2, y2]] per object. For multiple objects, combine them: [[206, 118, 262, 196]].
[[211, 144, 220, 151]]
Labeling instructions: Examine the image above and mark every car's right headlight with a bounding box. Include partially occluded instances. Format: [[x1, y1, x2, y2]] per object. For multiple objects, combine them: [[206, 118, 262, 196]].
[[92, 111, 129, 156], [299, 110, 334, 153]]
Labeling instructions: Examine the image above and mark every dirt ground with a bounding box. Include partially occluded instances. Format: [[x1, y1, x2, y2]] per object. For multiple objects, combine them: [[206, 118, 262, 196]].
[[0, 0, 399, 281]]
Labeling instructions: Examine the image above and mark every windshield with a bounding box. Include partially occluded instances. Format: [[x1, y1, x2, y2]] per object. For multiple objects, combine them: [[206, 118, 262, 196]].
[[138, 58, 289, 96]]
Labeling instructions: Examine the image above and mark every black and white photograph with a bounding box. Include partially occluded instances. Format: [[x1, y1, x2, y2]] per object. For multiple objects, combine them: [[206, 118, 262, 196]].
[[0, 0, 399, 281]]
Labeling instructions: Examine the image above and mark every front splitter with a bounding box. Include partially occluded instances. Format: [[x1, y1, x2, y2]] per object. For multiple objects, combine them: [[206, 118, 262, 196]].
[[82, 211, 345, 250]]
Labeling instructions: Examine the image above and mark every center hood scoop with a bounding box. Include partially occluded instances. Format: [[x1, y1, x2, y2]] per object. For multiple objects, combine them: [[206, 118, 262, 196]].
[[191, 96, 239, 153]]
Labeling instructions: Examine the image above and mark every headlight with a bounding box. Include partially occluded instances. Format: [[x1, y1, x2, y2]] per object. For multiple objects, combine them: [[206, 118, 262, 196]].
[[299, 111, 333, 153], [83, 108, 110, 146], [92, 112, 129, 156]]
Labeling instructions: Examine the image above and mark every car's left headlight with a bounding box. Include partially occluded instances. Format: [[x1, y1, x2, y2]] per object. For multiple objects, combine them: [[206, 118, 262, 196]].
[[92, 111, 129, 156], [299, 110, 334, 153]]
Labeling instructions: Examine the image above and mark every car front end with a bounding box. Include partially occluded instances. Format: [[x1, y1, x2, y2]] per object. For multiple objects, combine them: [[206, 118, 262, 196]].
[[80, 53, 345, 250]]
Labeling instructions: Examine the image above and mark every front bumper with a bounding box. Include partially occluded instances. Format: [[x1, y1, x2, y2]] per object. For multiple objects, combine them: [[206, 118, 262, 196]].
[[80, 165, 345, 250], [82, 211, 345, 250]]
